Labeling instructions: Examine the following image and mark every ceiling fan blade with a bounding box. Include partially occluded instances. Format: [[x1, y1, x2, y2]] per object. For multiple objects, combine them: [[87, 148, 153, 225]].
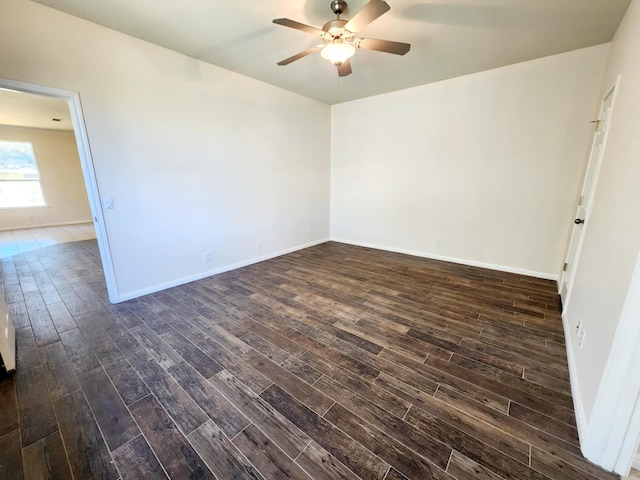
[[337, 59, 352, 77], [277, 46, 323, 66], [344, 0, 390, 33], [273, 18, 324, 37], [357, 38, 410, 55]]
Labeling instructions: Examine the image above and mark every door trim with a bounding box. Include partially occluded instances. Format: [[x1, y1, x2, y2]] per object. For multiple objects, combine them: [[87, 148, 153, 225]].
[[0, 77, 119, 303], [583, 248, 640, 475]]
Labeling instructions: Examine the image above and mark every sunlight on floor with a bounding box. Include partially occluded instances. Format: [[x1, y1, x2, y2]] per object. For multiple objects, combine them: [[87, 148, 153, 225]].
[[0, 223, 96, 258]]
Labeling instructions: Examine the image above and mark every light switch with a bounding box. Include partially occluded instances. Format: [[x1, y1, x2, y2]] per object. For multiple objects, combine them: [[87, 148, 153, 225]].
[[104, 197, 114, 209]]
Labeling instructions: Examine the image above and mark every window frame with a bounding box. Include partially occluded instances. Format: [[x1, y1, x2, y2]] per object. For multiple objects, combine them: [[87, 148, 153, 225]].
[[0, 139, 48, 209]]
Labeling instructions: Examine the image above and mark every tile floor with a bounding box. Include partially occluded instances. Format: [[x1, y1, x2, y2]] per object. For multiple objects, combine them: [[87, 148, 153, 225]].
[[0, 223, 96, 259]]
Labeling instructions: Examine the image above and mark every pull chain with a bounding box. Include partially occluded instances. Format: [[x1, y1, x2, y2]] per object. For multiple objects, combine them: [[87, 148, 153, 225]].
[[336, 73, 341, 103]]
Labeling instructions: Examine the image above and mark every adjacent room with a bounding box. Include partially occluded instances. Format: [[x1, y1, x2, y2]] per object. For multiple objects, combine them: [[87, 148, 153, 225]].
[[0, 89, 96, 258], [1, 0, 639, 479]]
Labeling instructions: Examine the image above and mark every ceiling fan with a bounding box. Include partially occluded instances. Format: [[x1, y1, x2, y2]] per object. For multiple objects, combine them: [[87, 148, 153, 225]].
[[273, 0, 410, 77]]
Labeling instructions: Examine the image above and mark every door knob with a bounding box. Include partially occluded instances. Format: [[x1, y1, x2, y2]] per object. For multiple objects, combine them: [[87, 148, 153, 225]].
[[574, 218, 585, 224]]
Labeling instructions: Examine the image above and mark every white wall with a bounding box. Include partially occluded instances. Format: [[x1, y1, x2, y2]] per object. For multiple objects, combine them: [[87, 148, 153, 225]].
[[0, 125, 91, 230], [564, 0, 640, 453], [0, 0, 330, 299], [331, 45, 609, 278]]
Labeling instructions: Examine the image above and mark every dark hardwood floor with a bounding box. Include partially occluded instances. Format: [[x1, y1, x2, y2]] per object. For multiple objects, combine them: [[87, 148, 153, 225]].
[[0, 239, 620, 479]]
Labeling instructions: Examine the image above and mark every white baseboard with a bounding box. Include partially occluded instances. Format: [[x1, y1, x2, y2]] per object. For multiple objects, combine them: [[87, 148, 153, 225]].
[[116, 236, 559, 302], [115, 238, 330, 303], [330, 237, 559, 281], [562, 309, 588, 446], [0, 219, 93, 232], [633, 453, 640, 471]]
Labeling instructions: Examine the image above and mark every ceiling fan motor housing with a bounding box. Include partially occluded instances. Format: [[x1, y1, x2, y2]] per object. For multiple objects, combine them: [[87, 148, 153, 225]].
[[323, 19, 349, 36]]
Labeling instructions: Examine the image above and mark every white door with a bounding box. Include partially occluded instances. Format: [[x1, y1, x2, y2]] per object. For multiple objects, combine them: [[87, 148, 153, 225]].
[[560, 82, 618, 306]]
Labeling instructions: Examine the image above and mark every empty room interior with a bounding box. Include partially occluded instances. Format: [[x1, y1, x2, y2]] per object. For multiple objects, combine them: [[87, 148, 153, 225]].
[[0, 88, 96, 258], [1, 0, 640, 479]]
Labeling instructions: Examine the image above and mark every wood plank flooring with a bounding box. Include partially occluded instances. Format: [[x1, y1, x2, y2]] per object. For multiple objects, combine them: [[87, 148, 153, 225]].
[[0, 239, 620, 479]]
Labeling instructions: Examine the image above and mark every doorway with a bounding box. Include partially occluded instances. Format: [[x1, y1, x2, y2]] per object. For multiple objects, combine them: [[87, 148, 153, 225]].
[[0, 78, 118, 302]]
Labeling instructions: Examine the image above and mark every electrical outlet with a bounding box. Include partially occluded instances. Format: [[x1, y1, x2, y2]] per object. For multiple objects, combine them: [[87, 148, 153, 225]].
[[579, 328, 586, 348], [305, 229, 311, 238], [203, 252, 211, 262], [256, 240, 262, 250], [435, 240, 441, 248]]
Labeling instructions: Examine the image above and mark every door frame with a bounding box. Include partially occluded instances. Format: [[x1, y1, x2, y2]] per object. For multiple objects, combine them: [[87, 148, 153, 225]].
[[559, 77, 620, 306], [0, 77, 119, 302], [583, 249, 640, 475], [561, 74, 640, 476]]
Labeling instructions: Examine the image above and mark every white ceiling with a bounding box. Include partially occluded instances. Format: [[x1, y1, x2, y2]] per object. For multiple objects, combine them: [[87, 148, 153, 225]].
[[0, 89, 73, 132], [32, 0, 631, 104]]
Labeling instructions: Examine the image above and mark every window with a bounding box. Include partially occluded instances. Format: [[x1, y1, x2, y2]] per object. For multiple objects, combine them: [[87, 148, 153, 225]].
[[0, 141, 46, 208]]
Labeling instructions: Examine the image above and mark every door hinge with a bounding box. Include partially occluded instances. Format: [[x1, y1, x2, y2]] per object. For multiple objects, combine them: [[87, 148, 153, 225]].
[[578, 196, 584, 206], [563, 262, 568, 272], [590, 119, 601, 131]]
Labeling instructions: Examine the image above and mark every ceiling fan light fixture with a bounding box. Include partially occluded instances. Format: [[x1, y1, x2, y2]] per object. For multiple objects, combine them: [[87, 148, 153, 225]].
[[321, 41, 356, 65], [274, 0, 410, 76]]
